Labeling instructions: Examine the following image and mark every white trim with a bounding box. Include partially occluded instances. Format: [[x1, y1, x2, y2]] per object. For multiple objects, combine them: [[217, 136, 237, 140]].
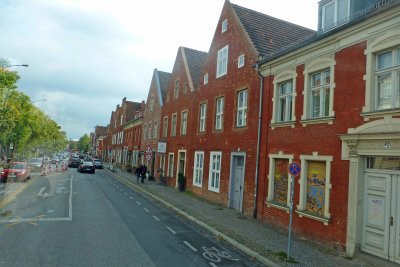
[[215, 97, 224, 130], [193, 151, 204, 187], [171, 113, 177, 136], [167, 152, 174, 177], [272, 69, 297, 125], [267, 152, 294, 208], [216, 45, 229, 78], [180, 110, 188, 136], [221, 19, 228, 33], [208, 151, 222, 193], [238, 54, 245, 68], [199, 102, 207, 132], [176, 150, 187, 188], [236, 89, 248, 127], [298, 152, 333, 224]]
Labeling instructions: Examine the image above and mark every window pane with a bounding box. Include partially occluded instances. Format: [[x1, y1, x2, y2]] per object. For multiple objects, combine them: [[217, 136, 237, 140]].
[[287, 95, 292, 121], [279, 98, 286, 122], [337, 0, 349, 23], [397, 49, 400, 66], [306, 161, 326, 216], [378, 51, 392, 70], [324, 2, 335, 29], [312, 73, 321, 88], [311, 90, 320, 118], [273, 159, 289, 205], [323, 89, 330, 117], [377, 72, 393, 109], [323, 70, 330, 85], [366, 157, 400, 170]]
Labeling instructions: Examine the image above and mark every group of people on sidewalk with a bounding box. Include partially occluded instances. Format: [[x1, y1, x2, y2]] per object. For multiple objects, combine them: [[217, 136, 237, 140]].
[[135, 164, 147, 184]]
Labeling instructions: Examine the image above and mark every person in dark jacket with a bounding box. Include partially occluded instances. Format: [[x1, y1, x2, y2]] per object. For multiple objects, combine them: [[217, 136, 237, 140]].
[[136, 165, 142, 183], [141, 165, 147, 183]]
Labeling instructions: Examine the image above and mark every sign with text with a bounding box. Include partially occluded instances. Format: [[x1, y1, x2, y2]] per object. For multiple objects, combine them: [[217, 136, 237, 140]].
[[157, 141, 167, 154], [144, 146, 152, 162]]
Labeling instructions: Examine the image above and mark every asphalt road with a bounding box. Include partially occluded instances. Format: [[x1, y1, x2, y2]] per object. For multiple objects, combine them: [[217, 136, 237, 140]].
[[0, 163, 262, 267]]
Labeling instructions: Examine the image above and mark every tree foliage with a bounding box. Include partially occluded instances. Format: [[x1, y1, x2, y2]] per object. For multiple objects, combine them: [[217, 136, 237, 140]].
[[1, 60, 67, 159], [78, 134, 90, 153]]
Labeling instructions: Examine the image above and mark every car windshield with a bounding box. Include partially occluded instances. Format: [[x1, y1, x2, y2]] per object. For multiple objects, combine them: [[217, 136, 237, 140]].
[[28, 158, 42, 164], [9, 162, 26, 169]]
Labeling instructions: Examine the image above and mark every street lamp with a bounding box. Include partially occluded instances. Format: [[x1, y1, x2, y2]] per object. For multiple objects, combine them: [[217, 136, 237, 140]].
[[31, 98, 47, 104], [8, 64, 29, 68]]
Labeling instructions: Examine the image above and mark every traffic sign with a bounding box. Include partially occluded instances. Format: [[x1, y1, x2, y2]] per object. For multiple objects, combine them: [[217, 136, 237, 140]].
[[144, 146, 152, 162], [288, 161, 301, 177]]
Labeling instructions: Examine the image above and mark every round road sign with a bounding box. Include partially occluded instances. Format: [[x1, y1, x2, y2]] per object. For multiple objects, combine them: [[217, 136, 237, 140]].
[[288, 161, 301, 177], [144, 146, 152, 162]]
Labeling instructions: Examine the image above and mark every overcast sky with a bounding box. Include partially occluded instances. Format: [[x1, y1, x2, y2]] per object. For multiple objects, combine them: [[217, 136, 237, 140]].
[[0, 0, 318, 140]]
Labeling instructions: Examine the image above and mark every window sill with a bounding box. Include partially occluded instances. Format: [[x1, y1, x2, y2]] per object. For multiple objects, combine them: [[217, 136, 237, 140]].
[[208, 187, 220, 193], [193, 183, 202, 188], [270, 121, 295, 129], [296, 210, 330, 225], [266, 201, 290, 212], [300, 116, 334, 127], [361, 109, 400, 121]]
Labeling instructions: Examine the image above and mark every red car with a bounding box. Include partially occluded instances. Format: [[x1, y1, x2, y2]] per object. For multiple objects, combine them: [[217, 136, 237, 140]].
[[1, 161, 31, 183]]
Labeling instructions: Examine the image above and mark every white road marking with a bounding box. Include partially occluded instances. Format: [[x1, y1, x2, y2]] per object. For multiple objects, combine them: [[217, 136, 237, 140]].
[[42, 193, 49, 198], [143, 208, 150, 213], [129, 196, 134, 200], [152, 215, 160, 222], [136, 201, 141, 206], [183, 241, 198, 252], [37, 187, 46, 197], [166, 226, 177, 235], [209, 262, 218, 267], [68, 175, 73, 219], [0, 217, 72, 223]]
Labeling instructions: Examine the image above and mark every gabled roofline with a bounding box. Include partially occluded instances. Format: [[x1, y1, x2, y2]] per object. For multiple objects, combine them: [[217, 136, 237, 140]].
[[154, 68, 164, 107], [181, 47, 195, 91]]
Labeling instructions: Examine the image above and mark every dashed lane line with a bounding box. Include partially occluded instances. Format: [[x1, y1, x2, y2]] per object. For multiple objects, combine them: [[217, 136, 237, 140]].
[[209, 263, 218, 267], [183, 241, 198, 252], [129, 196, 134, 200], [152, 215, 160, 222], [166, 226, 177, 235], [143, 207, 150, 213], [136, 201, 141, 206]]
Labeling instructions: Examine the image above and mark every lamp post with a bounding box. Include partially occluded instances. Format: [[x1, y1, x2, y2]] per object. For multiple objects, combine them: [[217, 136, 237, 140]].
[[31, 98, 47, 104], [8, 64, 29, 68]]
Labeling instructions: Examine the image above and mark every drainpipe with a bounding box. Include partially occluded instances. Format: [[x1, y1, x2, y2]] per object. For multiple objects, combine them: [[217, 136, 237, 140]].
[[253, 63, 264, 219]]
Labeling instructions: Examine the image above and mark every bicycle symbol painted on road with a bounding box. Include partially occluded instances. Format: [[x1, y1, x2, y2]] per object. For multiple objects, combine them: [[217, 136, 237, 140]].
[[202, 246, 239, 263]]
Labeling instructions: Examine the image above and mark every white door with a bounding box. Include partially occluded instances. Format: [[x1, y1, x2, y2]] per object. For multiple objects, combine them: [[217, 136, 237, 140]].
[[231, 155, 244, 211], [362, 171, 400, 263]]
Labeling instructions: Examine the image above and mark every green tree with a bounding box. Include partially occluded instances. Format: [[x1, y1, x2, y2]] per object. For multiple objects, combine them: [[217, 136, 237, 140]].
[[78, 134, 90, 153]]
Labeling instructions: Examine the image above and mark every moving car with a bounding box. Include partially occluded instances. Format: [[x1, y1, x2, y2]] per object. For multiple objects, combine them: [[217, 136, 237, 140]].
[[68, 156, 80, 168], [1, 161, 31, 183], [93, 159, 103, 169], [77, 161, 95, 174], [28, 157, 43, 172]]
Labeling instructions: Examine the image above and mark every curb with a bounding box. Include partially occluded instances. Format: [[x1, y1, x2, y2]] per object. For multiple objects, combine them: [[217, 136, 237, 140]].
[[108, 169, 280, 267]]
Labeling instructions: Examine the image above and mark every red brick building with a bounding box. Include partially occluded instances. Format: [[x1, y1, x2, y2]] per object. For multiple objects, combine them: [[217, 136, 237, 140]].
[[107, 97, 142, 165], [181, 1, 314, 215], [159, 47, 207, 187], [257, 0, 400, 262], [123, 105, 144, 168], [141, 69, 171, 177]]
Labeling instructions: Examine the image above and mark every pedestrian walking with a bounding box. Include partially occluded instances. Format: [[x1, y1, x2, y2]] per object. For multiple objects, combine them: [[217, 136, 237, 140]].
[[136, 165, 142, 183], [141, 165, 147, 183]]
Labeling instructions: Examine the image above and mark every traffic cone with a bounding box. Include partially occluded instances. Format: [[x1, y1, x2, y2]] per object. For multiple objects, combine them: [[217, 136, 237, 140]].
[[41, 165, 46, 176], [56, 164, 59, 172], [48, 164, 52, 173]]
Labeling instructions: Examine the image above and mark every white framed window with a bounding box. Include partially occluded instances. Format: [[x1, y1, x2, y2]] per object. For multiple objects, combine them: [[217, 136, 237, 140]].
[[278, 80, 294, 122], [199, 103, 206, 132], [204, 73, 209, 85], [297, 152, 333, 224], [302, 58, 335, 124], [217, 45, 228, 78], [215, 97, 224, 130], [208, 152, 221, 193], [183, 83, 188, 95], [147, 123, 152, 140], [163, 116, 168, 138], [238, 54, 245, 68], [310, 69, 330, 118], [180, 110, 188, 136], [143, 125, 147, 140], [221, 19, 228, 33], [193, 151, 204, 187], [120, 115, 124, 125], [267, 152, 294, 210], [171, 113, 177, 136], [374, 48, 400, 110], [174, 79, 179, 99], [236, 89, 248, 127], [153, 121, 158, 139], [322, 0, 350, 31], [363, 30, 400, 115], [167, 153, 174, 177], [159, 154, 166, 175]]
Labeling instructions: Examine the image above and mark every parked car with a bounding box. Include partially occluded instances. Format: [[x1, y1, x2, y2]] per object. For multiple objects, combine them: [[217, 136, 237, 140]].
[[68, 156, 80, 168], [51, 156, 60, 164], [28, 157, 43, 172], [77, 161, 95, 174], [93, 159, 103, 169], [1, 161, 31, 183]]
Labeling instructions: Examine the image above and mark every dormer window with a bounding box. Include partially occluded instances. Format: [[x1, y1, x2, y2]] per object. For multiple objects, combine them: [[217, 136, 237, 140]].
[[216, 45, 228, 78], [322, 0, 350, 31], [174, 80, 179, 99], [221, 19, 228, 33]]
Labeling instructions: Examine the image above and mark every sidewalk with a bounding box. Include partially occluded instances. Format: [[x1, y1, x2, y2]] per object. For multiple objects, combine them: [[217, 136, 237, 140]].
[[107, 167, 391, 267]]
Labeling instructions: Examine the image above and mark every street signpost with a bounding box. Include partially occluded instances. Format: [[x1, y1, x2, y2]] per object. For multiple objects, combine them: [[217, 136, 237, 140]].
[[287, 161, 301, 260], [144, 146, 152, 162]]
